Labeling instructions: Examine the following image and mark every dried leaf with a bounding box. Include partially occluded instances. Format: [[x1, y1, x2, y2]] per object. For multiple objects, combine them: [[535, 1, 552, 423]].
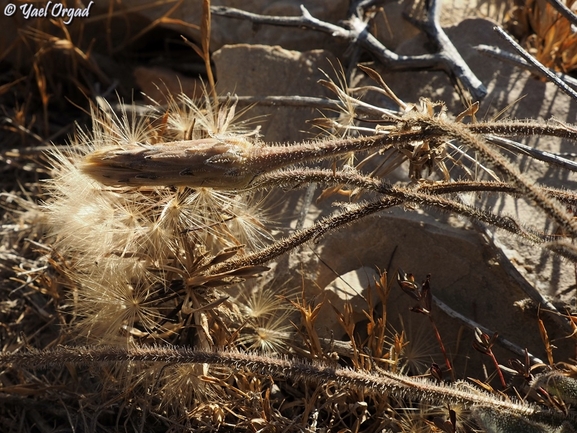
[[537, 306, 554, 366]]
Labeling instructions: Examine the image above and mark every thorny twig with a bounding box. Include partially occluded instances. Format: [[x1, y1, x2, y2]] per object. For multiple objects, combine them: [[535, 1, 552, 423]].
[[402, 115, 577, 238], [227, 94, 577, 171], [206, 195, 403, 275], [210, 3, 487, 100], [0, 345, 553, 419], [249, 169, 545, 242]]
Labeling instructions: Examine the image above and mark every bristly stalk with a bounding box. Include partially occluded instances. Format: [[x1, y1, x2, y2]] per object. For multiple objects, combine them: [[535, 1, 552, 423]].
[[252, 168, 546, 244], [80, 130, 430, 189], [0, 345, 541, 417], [466, 121, 577, 141], [243, 131, 426, 173], [205, 195, 403, 276], [405, 114, 577, 238]]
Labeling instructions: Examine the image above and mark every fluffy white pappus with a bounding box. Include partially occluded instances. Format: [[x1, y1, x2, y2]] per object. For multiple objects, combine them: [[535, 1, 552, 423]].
[[163, 90, 261, 142], [73, 275, 169, 343], [40, 93, 273, 342], [232, 283, 296, 353]]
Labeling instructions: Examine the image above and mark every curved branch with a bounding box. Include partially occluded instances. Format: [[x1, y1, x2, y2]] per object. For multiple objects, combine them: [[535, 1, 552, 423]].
[[206, 196, 402, 275], [210, 5, 487, 100], [251, 168, 545, 244]]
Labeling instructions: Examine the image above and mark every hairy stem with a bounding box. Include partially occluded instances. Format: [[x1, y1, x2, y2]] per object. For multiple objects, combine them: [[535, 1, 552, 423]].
[[253, 168, 545, 243], [206, 196, 402, 276], [0, 345, 539, 416], [409, 115, 577, 238], [467, 121, 577, 141], [81, 130, 430, 189], [245, 132, 420, 173]]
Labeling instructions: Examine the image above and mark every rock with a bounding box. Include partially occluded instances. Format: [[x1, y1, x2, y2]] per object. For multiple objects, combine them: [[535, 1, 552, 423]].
[[213, 44, 340, 142], [308, 206, 569, 370]]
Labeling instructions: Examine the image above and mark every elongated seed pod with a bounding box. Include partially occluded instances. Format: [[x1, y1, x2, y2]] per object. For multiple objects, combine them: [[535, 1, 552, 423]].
[[80, 131, 430, 189], [81, 137, 256, 188]]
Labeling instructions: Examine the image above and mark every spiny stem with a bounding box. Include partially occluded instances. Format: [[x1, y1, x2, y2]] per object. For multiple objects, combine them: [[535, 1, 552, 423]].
[[81, 130, 431, 189], [467, 121, 577, 141], [253, 168, 545, 243], [208, 172, 549, 277], [250, 167, 387, 192], [206, 196, 403, 275], [244, 130, 428, 172], [417, 181, 577, 207], [0, 345, 538, 416], [409, 115, 577, 238], [389, 189, 543, 243], [258, 169, 577, 221], [416, 180, 519, 195]]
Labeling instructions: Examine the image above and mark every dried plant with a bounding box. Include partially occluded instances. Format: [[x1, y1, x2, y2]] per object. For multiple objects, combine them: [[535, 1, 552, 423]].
[[4, 2, 577, 432], [1, 345, 575, 429], [40, 96, 271, 345], [473, 327, 507, 389], [397, 271, 454, 380], [5, 70, 577, 431], [514, 0, 577, 74]]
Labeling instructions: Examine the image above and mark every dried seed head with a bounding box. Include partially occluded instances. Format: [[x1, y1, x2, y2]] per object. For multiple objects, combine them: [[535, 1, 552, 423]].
[[80, 137, 258, 188], [41, 93, 272, 342]]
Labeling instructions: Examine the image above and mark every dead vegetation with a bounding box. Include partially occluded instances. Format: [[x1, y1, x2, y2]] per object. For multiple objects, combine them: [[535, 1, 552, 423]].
[[2, 1, 577, 432]]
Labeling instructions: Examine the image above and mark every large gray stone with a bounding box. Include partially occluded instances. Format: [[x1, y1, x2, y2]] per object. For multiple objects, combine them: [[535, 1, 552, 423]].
[[213, 44, 340, 142]]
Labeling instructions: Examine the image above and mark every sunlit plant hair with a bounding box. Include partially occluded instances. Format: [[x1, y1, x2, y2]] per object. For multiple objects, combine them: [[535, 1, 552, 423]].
[[233, 282, 296, 353], [13, 54, 577, 430], [41, 94, 272, 343]]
